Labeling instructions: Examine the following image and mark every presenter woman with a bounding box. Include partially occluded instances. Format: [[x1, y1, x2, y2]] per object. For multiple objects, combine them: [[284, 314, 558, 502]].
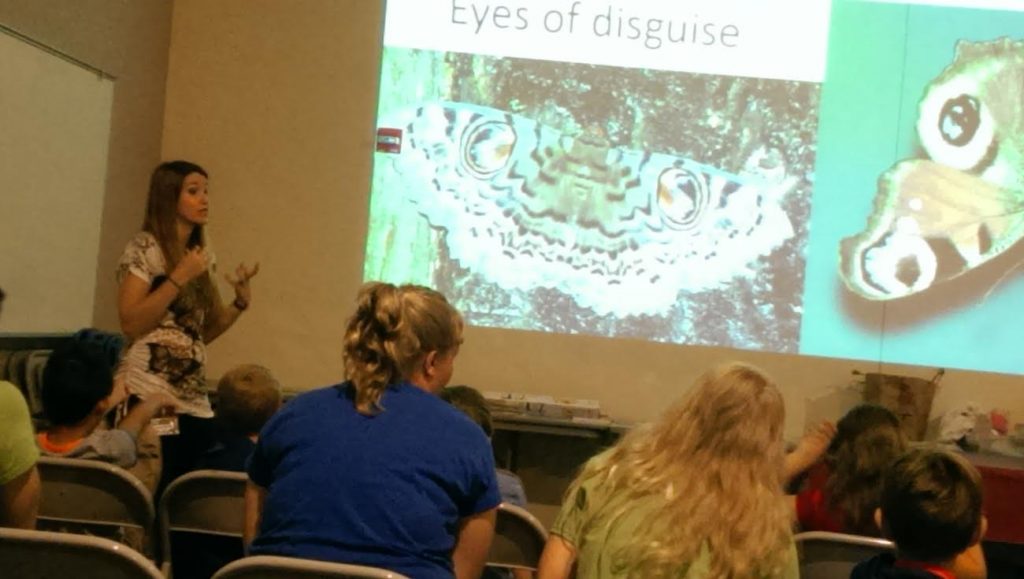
[[115, 160, 259, 490]]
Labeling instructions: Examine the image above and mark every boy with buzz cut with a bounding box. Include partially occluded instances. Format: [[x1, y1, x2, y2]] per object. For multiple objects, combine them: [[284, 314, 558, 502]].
[[851, 447, 988, 579], [174, 364, 283, 579], [196, 364, 282, 471], [37, 340, 176, 470]]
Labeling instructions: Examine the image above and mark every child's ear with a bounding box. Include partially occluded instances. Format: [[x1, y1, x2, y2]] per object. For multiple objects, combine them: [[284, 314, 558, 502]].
[[422, 350, 439, 379], [971, 515, 988, 546]]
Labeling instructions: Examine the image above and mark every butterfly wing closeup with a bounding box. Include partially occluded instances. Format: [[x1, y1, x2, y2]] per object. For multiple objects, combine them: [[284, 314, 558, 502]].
[[841, 38, 1024, 300]]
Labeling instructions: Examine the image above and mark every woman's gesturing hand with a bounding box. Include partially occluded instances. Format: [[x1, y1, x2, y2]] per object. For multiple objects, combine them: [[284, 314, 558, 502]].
[[172, 247, 211, 285], [226, 262, 260, 308]]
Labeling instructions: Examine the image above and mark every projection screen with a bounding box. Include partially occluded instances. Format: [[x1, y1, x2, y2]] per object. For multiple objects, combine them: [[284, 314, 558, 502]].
[[365, 0, 1024, 375]]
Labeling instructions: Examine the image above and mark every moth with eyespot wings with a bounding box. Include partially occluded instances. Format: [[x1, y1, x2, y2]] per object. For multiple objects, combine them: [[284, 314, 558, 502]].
[[840, 38, 1024, 300], [381, 101, 798, 318]]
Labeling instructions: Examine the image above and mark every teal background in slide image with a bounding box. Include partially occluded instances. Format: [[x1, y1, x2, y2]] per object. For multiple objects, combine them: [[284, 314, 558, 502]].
[[801, 0, 1024, 374]]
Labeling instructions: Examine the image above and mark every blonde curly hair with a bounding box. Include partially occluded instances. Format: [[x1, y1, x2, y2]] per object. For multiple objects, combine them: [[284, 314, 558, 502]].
[[342, 282, 462, 413], [566, 362, 793, 578]]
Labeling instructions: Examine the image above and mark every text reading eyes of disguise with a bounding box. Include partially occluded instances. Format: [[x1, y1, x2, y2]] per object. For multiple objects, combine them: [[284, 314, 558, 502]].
[[450, 1, 741, 50]]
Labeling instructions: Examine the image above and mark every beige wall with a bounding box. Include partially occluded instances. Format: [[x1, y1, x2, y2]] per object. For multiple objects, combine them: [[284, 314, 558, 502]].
[[160, 0, 1023, 440], [0, 0, 174, 330], [162, 0, 382, 393]]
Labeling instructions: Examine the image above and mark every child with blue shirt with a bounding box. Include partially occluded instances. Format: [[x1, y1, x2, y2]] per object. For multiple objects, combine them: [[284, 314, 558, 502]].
[[441, 385, 532, 579], [245, 283, 500, 579], [441, 385, 528, 508]]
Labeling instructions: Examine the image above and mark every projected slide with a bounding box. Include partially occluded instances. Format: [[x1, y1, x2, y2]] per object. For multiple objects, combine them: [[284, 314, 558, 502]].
[[366, 0, 1024, 374]]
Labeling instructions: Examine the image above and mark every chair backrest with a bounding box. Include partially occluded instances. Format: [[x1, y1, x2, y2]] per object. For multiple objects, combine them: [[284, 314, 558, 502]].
[[795, 531, 895, 579], [488, 503, 549, 569], [0, 526, 163, 579], [211, 555, 412, 578], [24, 349, 51, 416], [158, 469, 248, 561], [36, 455, 155, 538], [4, 350, 33, 403]]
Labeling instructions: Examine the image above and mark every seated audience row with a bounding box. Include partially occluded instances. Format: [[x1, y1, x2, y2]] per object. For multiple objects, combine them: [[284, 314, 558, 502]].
[[534, 369, 988, 579], [0, 280, 994, 579], [31, 341, 281, 490]]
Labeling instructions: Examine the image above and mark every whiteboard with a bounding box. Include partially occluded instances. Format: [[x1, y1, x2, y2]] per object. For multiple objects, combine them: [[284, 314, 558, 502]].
[[0, 28, 114, 332]]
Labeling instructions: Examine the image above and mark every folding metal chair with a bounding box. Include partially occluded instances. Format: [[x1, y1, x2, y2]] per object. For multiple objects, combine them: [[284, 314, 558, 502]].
[[795, 530, 895, 579], [212, 555, 412, 578], [35, 455, 156, 555], [158, 469, 248, 577], [0, 526, 162, 579], [488, 503, 549, 571]]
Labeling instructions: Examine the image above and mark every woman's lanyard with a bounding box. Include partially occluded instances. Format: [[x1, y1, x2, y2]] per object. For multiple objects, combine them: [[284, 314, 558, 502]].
[[894, 559, 956, 579]]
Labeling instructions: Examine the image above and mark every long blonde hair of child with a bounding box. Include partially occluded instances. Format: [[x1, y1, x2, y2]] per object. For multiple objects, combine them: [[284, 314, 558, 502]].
[[567, 362, 794, 578]]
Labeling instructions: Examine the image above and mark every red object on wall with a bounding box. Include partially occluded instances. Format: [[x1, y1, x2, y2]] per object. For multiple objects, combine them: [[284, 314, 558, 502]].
[[968, 453, 1024, 545], [376, 127, 402, 153]]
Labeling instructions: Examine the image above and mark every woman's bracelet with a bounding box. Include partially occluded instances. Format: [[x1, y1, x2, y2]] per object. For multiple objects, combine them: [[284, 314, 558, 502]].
[[232, 297, 249, 311], [167, 276, 183, 291]]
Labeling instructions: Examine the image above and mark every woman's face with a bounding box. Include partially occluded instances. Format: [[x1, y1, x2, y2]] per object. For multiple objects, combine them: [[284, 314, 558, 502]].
[[176, 172, 209, 226]]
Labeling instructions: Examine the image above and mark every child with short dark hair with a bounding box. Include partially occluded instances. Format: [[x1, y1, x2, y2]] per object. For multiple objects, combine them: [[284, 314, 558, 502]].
[[441, 386, 493, 435], [195, 364, 281, 471], [441, 385, 530, 579], [851, 447, 987, 579], [440, 385, 527, 507], [37, 341, 175, 469]]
